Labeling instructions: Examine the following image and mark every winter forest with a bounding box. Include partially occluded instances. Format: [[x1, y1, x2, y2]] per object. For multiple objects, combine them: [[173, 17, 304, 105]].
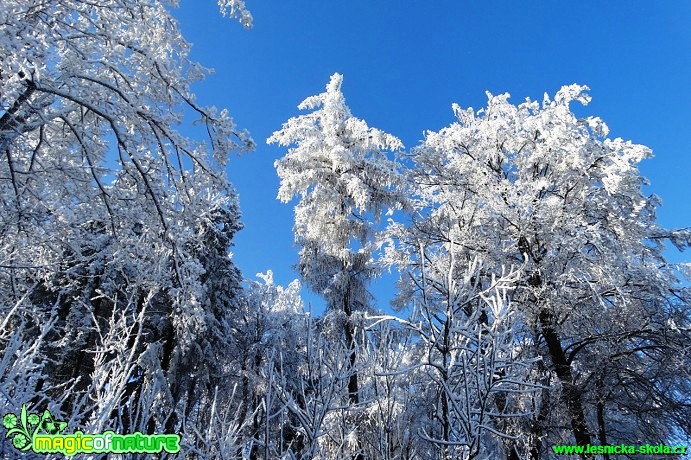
[[1, 1, 690, 459]]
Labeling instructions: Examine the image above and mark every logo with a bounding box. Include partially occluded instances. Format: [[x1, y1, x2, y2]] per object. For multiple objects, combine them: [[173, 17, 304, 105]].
[[3, 404, 180, 456]]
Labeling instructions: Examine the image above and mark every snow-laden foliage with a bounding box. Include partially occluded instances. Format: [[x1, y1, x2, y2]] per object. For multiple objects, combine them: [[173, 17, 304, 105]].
[[384, 85, 691, 458], [217, 0, 254, 28], [1, 2, 689, 458], [262, 78, 690, 460], [0, 0, 252, 457], [269, 73, 405, 458], [269, 73, 403, 300]]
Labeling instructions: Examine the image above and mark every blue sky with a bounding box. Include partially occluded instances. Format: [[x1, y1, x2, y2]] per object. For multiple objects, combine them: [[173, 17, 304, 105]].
[[174, 1, 691, 312]]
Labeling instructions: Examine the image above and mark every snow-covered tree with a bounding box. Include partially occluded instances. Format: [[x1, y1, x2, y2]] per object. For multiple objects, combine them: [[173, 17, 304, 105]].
[[269, 73, 404, 458], [235, 271, 308, 459], [387, 85, 691, 457], [269, 73, 402, 408], [410, 258, 533, 460], [0, 0, 253, 455]]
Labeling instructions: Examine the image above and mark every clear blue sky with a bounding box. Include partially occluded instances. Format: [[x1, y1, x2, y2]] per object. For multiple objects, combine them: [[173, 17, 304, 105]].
[[174, 1, 691, 312]]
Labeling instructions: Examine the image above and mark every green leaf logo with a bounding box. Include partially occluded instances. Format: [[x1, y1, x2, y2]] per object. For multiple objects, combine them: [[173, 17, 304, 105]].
[[2, 404, 69, 452]]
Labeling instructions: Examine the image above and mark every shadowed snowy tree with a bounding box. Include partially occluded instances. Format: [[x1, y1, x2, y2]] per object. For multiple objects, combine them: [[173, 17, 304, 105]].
[[0, 0, 254, 456]]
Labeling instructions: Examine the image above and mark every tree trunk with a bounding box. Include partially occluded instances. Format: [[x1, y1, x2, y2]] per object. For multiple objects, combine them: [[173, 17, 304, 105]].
[[539, 310, 592, 457], [343, 273, 360, 405], [595, 376, 610, 460], [343, 285, 365, 460]]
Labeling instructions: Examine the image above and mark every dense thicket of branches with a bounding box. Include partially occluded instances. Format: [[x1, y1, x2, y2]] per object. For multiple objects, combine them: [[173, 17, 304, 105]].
[[1, 2, 689, 459], [0, 0, 253, 457]]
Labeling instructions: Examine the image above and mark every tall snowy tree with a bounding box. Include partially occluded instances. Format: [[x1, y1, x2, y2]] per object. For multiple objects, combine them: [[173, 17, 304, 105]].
[[387, 85, 691, 458], [269, 73, 403, 458]]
